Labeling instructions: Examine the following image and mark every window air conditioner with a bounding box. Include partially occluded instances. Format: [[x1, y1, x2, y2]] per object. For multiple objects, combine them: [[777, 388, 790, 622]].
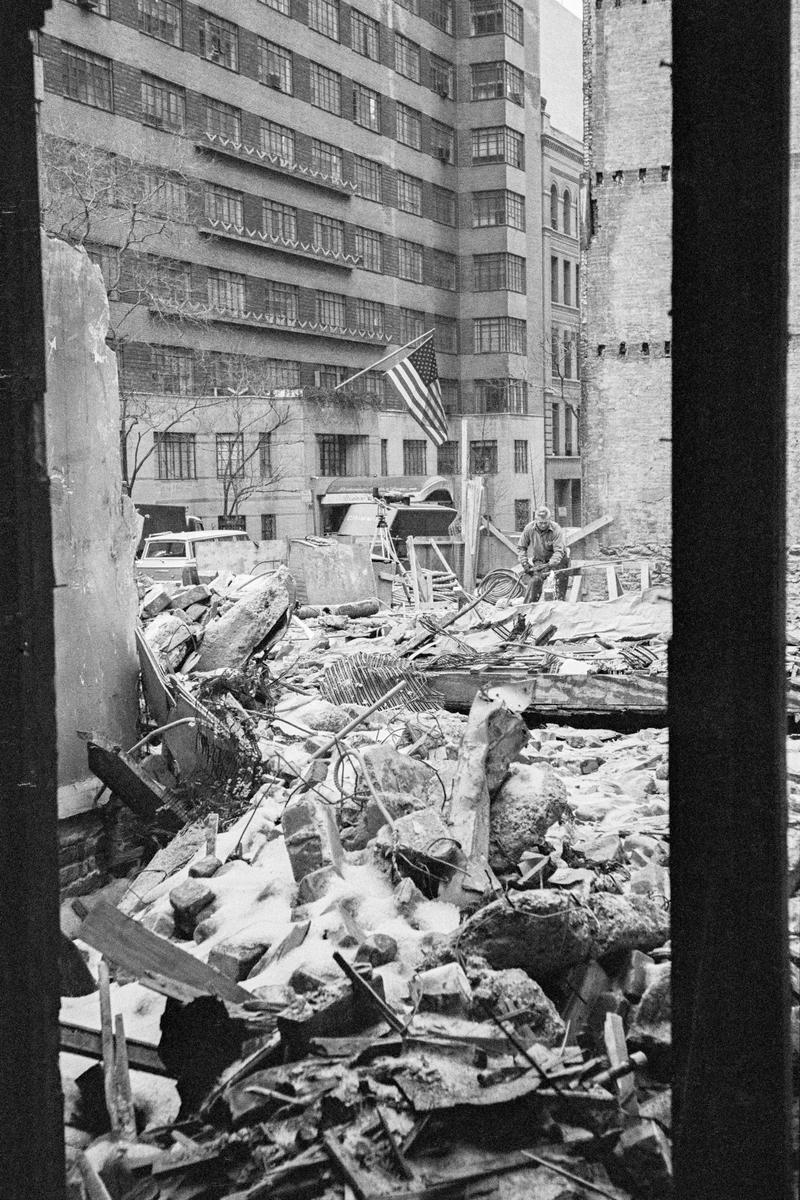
[[78, 0, 99, 9], [436, 146, 450, 162], [267, 74, 282, 89], [510, 92, 523, 104], [438, 86, 450, 99]]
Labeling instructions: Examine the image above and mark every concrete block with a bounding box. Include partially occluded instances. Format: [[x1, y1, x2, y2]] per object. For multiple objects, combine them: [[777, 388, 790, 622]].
[[208, 941, 269, 982], [140, 585, 173, 619], [169, 879, 214, 935], [170, 584, 211, 610], [298, 864, 339, 903], [189, 855, 222, 879]]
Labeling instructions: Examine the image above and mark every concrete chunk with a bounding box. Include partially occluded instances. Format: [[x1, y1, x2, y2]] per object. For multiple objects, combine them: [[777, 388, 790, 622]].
[[489, 763, 570, 870], [169, 879, 215, 936], [193, 568, 293, 672], [170, 584, 211, 610], [140, 585, 173, 619], [189, 855, 222, 879], [456, 889, 598, 979], [588, 893, 670, 960], [208, 941, 269, 982]]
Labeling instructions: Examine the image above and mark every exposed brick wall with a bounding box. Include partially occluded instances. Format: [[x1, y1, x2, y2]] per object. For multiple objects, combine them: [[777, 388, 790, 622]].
[[582, 0, 672, 555]]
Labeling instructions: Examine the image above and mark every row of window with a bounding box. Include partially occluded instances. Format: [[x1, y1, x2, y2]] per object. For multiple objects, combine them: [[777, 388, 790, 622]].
[[155, 429, 273, 480], [130, 348, 530, 420], [61, 44, 524, 171], [132, 0, 521, 52], [550, 256, 579, 308]]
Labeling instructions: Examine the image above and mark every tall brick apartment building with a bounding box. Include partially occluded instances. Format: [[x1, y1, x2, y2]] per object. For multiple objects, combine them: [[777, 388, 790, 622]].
[[35, 0, 582, 542], [582, 0, 672, 554]]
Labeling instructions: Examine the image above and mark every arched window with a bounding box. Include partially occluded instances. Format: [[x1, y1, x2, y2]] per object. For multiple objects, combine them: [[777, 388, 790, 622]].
[[550, 183, 559, 230], [563, 189, 572, 235]]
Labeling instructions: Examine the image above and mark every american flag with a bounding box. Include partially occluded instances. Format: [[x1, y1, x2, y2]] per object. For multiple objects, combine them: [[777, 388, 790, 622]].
[[385, 336, 448, 447]]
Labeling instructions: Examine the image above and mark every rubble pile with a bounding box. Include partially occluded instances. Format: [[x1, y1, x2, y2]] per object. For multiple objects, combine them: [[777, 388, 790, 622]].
[[61, 573, 680, 1200]]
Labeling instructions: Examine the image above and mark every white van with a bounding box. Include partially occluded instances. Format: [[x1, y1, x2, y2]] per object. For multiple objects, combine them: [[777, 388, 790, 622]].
[[136, 529, 257, 582]]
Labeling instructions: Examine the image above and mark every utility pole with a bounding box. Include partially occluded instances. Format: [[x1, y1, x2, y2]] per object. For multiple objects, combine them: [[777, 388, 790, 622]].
[[0, 4, 64, 1198]]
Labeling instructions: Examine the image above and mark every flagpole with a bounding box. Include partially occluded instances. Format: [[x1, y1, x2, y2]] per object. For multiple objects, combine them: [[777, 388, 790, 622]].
[[332, 329, 436, 391]]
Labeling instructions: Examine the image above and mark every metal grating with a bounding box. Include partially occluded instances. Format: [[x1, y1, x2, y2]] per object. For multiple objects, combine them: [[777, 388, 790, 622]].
[[318, 652, 444, 712]]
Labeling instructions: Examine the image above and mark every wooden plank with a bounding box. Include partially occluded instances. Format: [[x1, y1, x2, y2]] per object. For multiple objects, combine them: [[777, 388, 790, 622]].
[[606, 566, 621, 600], [604, 1012, 639, 1121], [567, 572, 583, 603], [114, 1013, 137, 1141], [640, 561, 651, 590], [483, 518, 518, 555], [406, 537, 421, 610], [78, 900, 250, 1004], [564, 514, 614, 547], [97, 961, 119, 1135], [429, 540, 472, 600]]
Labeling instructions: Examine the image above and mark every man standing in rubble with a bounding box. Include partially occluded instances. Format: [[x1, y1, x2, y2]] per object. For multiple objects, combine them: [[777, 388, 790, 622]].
[[517, 505, 570, 602]]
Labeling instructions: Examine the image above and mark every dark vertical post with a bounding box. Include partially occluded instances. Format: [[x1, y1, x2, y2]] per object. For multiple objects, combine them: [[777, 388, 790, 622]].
[[671, 3, 792, 1198], [0, 6, 64, 1198]]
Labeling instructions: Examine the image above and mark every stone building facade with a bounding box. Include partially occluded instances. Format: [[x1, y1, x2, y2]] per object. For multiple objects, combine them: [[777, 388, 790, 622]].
[[36, 0, 582, 541], [581, 0, 672, 557]]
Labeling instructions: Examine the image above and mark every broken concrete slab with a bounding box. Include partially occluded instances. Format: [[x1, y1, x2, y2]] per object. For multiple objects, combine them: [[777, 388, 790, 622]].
[[143, 610, 194, 672], [588, 893, 670, 960], [170, 584, 211, 611], [283, 797, 339, 884], [140, 585, 173, 619], [467, 962, 565, 1047], [192, 567, 294, 672], [628, 962, 671, 1072], [456, 889, 599, 978], [208, 942, 269, 982], [489, 763, 570, 871]]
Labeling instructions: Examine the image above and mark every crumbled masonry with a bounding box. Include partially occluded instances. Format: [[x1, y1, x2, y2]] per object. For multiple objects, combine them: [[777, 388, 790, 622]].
[[67, 564, 771, 1200]]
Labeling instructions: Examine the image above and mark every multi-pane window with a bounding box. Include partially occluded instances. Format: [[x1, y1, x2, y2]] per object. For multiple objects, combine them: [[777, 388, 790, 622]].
[[313, 214, 344, 255], [381, 439, 389, 475], [395, 35, 421, 83], [563, 261, 572, 306], [431, 0, 454, 33], [472, 126, 524, 168], [311, 139, 343, 182], [470, 440, 498, 474], [403, 440, 427, 475], [354, 155, 381, 201], [550, 184, 559, 229], [355, 227, 383, 272], [261, 513, 276, 539], [261, 121, 295, 165], [474, 317, 526, 353], [475, 378, 528, 413], [264, 360, 301, 388], [431, 121, 455, 162], [199, 12, 239, 70], [514, 440, 528, 473], [432, 185, 456, 225], [87, 245, 120, 298], [316, 291, 346, 329], [263, 200, 297, 241], [318, 364, 348, 388], [208, 269, 246, 315], [266, 280, 298, 324], [356, 298, 385, 336], [260, 0, 290, 11], [564, 406, 576, 456], [351, 10, 379, 59], [396, 104, 422, 150], [397, 172, 423, 215], [205, 184, 243, 226], [470, 0, 524, 42], [259, 40, 292, 92], [440, 378, 459, 413], [156, 432, 196, 479], [399, 308, 425, 343], [396, 0, 419, 12], [63, 45, 113, 110], [309, 0, 340, 40], [551, 255, 559, 302], [138, 169, 187, 219], [258, 434, 272, 478], [435, 318, 457, 354], [136, 255, 191, 305], [472, 189, 525, 229], [433, 251, 457, 290], [471, 61, 525, 103], [141, 74, 185, 130], [563, 330, 576, 378], [310, 63, 342, 114], [216, 433, 245, 478], [317, 433, 369, 476], [355, 370, 385, 402], [474, 253, 526, 293], [138, 0, 182, 46], [152, 346, 194, 394], [205, 97, 241, 141], [398, 240, 424, 283], [353, 83, 380, 131], [431, 55, 455, 99], [514, 499, 531, 531], [437, 441, 459, 474]]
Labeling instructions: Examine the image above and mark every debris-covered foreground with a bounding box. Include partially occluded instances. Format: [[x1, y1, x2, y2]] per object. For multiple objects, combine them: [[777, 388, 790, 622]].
[[62, 566, 682, 1200]]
